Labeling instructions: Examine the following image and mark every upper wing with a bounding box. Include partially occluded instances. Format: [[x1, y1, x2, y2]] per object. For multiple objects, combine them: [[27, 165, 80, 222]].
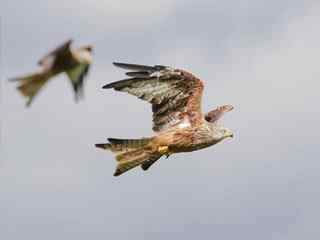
[[103, 62, 204, 132], [38, 39, 73, 69], [205, 105, 234, 123]]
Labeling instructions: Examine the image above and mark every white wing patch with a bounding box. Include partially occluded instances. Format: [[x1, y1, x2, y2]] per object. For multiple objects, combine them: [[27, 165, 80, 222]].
[[177, 119, 191, 129]]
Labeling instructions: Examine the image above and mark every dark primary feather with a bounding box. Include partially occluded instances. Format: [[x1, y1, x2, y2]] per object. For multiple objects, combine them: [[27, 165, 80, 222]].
[[104, 62, 204, 132], [125, 71, 150, 78], [113, 62, 166, 72], [102, 78, 144, 89]]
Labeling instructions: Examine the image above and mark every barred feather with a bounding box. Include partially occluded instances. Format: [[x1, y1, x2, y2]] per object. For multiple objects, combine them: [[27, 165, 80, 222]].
[[103, 62, 204, 132], [95, 137, 162, 176]]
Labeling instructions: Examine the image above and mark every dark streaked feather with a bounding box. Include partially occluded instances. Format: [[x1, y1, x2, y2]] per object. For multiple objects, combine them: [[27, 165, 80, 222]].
[[113, 154, 147, 176], [107, 137, 152, 148], [125, 71, 150, 78], [95, 136, 161, 176], [102, 77, 149, 89], [105, 62, 204, 132]]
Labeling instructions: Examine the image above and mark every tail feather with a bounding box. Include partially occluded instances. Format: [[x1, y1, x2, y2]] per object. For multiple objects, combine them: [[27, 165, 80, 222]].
[[95, 137, 162, 176], [141, 156, 161, 171], [114, 152, 151, 176], [11, 71, 52, 106], [95, 143, 111, 150], [115, 148, 144, 162], [108, 138, 153, 150]]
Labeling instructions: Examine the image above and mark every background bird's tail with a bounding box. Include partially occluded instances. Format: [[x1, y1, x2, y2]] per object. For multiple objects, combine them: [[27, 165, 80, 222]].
[[10, 71, 52, 107], [95, 137, 162, 176]]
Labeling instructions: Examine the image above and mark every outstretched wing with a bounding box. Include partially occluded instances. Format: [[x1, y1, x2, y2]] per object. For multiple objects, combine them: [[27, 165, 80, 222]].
[[38, 39, 73, 70], [103, 62, 204, 132], [66, 64, 90, 101], [205, 105, 234, 123]]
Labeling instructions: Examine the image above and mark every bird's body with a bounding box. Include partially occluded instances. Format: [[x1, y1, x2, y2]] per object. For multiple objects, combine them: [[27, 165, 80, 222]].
[[96, 62, 234, 176], [152, 120, 222, 155], [10, 39, 93, 106]]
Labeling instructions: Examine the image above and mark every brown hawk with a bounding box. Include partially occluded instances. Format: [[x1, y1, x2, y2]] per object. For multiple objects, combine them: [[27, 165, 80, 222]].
[[10, 39, 93, 106], [96, 62, 234, 176]]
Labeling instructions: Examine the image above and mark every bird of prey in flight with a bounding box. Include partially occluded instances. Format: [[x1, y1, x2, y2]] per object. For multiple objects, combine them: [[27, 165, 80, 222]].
[[10, 39, 93, 106], [96, 62, 234, 176]]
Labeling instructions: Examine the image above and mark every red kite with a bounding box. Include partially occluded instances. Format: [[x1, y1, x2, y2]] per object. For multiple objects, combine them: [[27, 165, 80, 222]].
[[10, 39, 93, 106], [96, 62, 234, 176]]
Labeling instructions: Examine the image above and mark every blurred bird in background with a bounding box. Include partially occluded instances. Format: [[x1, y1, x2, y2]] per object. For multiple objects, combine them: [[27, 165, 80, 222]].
[[96, 62, 234, 176], [10, 39, 93, 106]]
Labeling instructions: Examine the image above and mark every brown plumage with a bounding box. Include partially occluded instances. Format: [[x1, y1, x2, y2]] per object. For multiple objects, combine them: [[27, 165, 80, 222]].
[[96, 62, 234, 176], [9, 39, 93, 106]]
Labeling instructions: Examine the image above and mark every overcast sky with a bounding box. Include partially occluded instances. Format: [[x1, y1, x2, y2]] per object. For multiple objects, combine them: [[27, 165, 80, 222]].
[[1, 1, 320, 239]]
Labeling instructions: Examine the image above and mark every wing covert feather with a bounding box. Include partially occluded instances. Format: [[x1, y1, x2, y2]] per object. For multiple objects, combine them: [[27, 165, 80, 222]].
[[38, 39, 73, 69], [104, 62, 204, 132]]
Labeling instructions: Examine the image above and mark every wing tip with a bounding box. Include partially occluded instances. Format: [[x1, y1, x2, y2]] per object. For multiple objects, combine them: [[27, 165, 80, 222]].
[[95, 143, 111, 150], [102, 83, 113, 89], [112, 62, 158, 72], [113, 170, 121, 177], [222, 104, 234, 112], [107, 138, 119, 144], [113, 62, 126, 68]]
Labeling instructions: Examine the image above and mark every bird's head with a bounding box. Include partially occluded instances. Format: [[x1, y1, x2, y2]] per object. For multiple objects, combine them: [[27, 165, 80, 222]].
[[79, 45, 94, 53], [214, 126, 234, 141], [76, 45, 94, 64], [205, 104, 234, 141]]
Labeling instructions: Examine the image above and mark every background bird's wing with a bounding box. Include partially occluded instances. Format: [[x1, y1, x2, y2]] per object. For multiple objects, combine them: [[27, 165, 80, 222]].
[[104, 62, 204, 132], [38, 39, 73, 70], [66, 63, 90, 101]]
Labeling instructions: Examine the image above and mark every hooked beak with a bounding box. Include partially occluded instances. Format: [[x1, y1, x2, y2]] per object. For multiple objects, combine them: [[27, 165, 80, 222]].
[[224, 129, 234, 139]]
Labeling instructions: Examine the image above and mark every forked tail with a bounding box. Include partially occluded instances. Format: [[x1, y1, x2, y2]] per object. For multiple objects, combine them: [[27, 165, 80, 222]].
[[10, 70, 52, 106], [95, 137, 162, 176]]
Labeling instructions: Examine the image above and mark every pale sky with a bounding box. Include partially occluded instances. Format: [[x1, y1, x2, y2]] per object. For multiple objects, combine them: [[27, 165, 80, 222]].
[[1, 1, 320, 239]]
